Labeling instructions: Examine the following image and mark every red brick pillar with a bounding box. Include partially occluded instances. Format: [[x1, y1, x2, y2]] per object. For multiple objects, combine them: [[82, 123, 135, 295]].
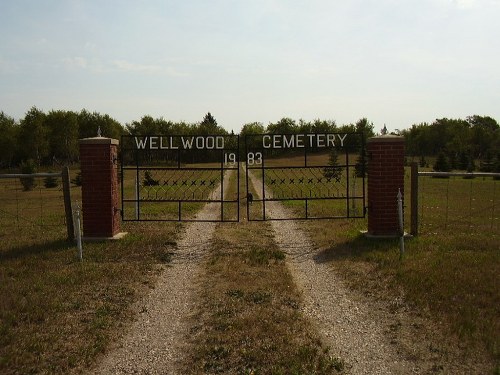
[[366, 135, 405, 237], [79, 137, 122, 239]]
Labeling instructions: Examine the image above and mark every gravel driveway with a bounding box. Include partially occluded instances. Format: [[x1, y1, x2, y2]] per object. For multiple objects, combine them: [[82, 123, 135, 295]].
[[89, 166, 488, 374]]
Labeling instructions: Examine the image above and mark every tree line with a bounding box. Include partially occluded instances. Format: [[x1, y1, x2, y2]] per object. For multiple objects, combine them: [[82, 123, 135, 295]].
[[400, 115, 500, 172], [1, 106, 498, 173]]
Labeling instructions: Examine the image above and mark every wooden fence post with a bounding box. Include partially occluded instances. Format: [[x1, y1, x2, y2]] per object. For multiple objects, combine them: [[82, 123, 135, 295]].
[[61, 166, 74, 242]]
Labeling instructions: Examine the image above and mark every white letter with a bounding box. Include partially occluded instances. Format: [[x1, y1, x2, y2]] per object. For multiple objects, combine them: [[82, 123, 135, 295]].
[[169, 137, 178, 149], [149, 136, 159, 149], [206, 136, 215, 149], [273, 135, 281, 149], [262, 135, 271, 148], [135, 137, 148, 149], [195, 136, 205, 149], [307, 134, 315, 147], [317, 134, 325, 147], [327, 134, 335, 147], [181, 137, 194, 149], [283, 134, 294, 148], [338, 134, 348, 147], [216, 136, 225, 149], [296, 134, 304, 147], [160, 137, 168, 149]]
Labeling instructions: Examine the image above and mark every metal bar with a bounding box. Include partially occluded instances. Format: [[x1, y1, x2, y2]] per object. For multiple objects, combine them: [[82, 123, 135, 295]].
[[0, 173, 62, 179], [410, 162, 419, 236], [346, 150, 350, 217], [418, 171, 500, 178]]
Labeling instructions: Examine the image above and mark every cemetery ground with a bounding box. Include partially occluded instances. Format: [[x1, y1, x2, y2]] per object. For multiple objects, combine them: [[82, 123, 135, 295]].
[[0, 169, 498, 374]]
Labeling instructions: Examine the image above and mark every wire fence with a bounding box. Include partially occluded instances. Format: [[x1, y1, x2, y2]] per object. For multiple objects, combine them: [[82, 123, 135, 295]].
[[0, 170, 74, 241], [411, 168, 499, 236]]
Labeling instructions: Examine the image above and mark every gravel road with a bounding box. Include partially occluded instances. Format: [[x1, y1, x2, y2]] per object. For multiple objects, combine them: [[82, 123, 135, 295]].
[[89, 171, 234, 375], [89, 166, 488, 374]]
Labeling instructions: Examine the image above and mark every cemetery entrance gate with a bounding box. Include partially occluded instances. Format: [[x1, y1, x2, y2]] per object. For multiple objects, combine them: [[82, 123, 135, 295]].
[[121, 134, 239, 222], [244, 133, 366, 221], [120, 132, 366, 222]]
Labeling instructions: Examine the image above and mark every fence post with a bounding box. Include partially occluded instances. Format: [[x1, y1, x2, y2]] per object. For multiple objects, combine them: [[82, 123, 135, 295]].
[[410, 162, 419, 236], [61, 166, 74, 242]]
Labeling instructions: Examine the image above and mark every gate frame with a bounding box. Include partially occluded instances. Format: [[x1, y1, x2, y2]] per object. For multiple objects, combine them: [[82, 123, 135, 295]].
[[120, 134, 240, 222], [244, 132, 366, 221]]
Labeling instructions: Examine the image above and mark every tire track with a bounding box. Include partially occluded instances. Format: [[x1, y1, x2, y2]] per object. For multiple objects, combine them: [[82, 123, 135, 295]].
[[246, 167, 418, 374], [89, 170, 234, 375]]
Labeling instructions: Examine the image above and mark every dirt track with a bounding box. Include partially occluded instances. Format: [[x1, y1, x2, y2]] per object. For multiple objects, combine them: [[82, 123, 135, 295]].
[[89, 166, 489, 374]]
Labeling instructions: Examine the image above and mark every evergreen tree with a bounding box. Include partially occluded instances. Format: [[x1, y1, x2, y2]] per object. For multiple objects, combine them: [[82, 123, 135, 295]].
[[19, 159, 37, 191], [355, 147, 367, 178], [44, 172, 59, 188], [433, 152, 451, 172], [323, 148, 343, 181]]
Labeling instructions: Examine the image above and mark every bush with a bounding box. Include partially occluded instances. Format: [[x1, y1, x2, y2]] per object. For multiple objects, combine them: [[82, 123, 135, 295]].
[[71, 171, 82, 186], [143, 170, 159, 186], [44, 172, 59, 188], [19, 159, 37, 191]]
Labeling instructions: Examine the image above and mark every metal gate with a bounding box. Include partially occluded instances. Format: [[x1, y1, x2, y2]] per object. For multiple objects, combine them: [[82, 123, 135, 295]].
[[121, 134, 239, 222], [245, 133, 366, 221]]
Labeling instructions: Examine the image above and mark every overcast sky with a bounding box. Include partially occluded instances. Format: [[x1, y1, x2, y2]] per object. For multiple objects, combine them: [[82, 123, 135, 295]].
[[1, 0, 499, 133]]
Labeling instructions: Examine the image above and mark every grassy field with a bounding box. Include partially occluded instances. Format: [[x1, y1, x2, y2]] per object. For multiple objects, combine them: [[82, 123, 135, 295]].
[[1, 162, 498, 373]]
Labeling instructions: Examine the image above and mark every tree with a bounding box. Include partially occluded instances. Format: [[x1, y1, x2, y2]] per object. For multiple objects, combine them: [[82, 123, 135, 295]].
[[198, 112, 223, 135], [433, 151, 451, 172], [45, 110, 79, 164], [0, 112, 18, 168], [266, 118, 298, 134], [44, 172, 59, 188], [323, 148, 343, 181], [18, 107, 48, 166], [240, 122, 265, 135], [78, 110, 124, 140]]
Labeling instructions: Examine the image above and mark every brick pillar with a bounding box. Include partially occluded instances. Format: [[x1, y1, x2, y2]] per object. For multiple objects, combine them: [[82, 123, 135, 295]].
[[79, 137, 122, 239], [366, 135, 405, 237]]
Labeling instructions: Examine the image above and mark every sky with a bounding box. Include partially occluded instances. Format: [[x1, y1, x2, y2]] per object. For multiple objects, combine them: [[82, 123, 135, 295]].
[[1, 0, 499, 133]]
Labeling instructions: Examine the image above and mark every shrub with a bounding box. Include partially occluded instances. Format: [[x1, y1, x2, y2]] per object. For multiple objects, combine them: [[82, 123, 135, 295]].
[[19, 159, 37, 191], [43, 172, 59, 188], [143, 170, 159, 186], [71, 171, 82, 186]]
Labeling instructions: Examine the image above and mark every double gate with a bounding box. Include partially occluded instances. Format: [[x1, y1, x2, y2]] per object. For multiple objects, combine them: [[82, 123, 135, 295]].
[[121, 133, 365, 222]]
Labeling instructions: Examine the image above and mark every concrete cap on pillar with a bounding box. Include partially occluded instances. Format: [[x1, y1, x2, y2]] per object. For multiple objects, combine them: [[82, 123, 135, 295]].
[[79, 137, 119, 145]]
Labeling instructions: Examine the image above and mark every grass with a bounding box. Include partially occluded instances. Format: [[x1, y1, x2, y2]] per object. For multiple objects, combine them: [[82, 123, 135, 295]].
[[1, 160, 498, 373], [180, 163, 344, 374], [0, 221, 183, 374], [121, 166, 238, 221], [181, 224, 344, 374], [301, 217, 499, 372]]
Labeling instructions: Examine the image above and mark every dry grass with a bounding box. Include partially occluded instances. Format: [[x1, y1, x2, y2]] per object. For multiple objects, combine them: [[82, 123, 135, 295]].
[[181, 222, 344, 374], [301, 218, 499, 372], [180, 165, 344, 374], [0, 199, 182, 375]]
